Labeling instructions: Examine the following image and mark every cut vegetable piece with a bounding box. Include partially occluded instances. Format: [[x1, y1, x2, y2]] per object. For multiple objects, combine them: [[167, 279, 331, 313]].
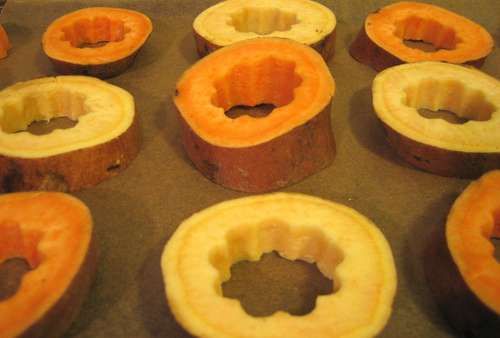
[[372, 61, 500, 178], [42, 7, 152, 78], [0, 192, 96, 338], [0, 76, 140, 192], [175, 37, 335, 192], [194, 0, 336, 60], [0, 24, 10, 59], [425, 170, 500, 337], [349, 1, 494, 71], [162, 193, 397, 338]]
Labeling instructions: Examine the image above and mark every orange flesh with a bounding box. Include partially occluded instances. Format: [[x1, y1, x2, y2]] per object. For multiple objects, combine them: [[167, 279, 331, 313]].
[[446, 170, 500, 314], [366, 1, 493, 63], [175, 38, 335, 148], [0, 192, 92, 337], [42, 7, 152, 64], [0, 24, 11, 59]]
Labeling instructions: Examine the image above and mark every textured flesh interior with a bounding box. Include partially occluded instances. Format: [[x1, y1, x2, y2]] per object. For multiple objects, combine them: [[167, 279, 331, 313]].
[[394, 16, 458, 50], [229, 7, 298, 35], [61, 16, 131, 48], [404, 78, 495, 122], [212, 56, 302, 111], [209, 221, 343, 292], [0, 89, 87, 134]]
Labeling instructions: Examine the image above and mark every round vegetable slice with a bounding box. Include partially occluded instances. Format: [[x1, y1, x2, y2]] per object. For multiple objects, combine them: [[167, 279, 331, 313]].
[[0, 76, 140, 192], [425, 170, 500, 337], [349, 1, 494, 71], [175, 37, 335, 192], [42, 7, 153, 78], [162, 193, 397, 338], [372, 61, 500, 178], [193, 0, 336, 60], [0, 192, 96, 338]]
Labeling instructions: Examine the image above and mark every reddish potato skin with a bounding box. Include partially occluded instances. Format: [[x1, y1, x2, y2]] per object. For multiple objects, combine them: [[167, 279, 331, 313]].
[[0, 115, 140, 193], [381, 122, 500, 178], [179, 104, 335, 193]]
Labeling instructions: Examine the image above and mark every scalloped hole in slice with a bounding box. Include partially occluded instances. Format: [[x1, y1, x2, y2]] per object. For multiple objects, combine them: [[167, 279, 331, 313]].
[[0, 220, 42, 301], [225, 103, 276, 119], [61, 16, 132, 48], [222, 251, 334, 317], [229, 7, 299, 35], [26, 117, 78, 135], [210, 221, 342, 317], [0, 258, 31, 301], [394, 16, 459, 52], [405, 79, 495, 124], [212, 56, 302, 119], [1, 89, 88, 134]]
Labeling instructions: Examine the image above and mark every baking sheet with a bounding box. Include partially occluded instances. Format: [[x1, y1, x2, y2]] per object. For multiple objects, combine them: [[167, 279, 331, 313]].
[[0, 0, 499, 337]]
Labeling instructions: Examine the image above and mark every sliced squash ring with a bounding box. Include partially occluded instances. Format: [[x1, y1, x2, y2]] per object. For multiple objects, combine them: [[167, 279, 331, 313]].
[[349, 1, 494, 71], [175, 37, 335, 192], [447, 170, 500, 315], [0, 76, 140, 192], [162, 193, 397, 338], [372, 61, 500, 178], [0, 192, 96, 338], [194, 0, 336, 60], [42, 7, 153, 78], [0, 24, 10, 59]]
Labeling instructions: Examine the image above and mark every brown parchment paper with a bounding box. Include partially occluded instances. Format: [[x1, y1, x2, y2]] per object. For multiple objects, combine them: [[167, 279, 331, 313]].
[[0, 0, 499, 337]]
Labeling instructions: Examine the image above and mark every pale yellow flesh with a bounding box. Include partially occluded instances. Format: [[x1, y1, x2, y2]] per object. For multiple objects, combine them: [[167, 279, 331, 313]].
[[0, 76, 135, 158], [372, 62, 500, 152], [194, 0, 336, 46], [162, 193, 397, 338]]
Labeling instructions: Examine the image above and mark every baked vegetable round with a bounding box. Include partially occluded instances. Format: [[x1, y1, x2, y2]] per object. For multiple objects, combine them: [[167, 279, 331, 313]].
[[372, 61, 500, 178], [42, 7, 153, 78], [349, 1, 494, 71], [193, 0, 336, 60], [425, 170, 500, 337], [0, 24, 10, 59], [0, 192, 96, 338], [0, 76, 140, 192], [162, 193, 397, 338], [175, 37, 335, 192]]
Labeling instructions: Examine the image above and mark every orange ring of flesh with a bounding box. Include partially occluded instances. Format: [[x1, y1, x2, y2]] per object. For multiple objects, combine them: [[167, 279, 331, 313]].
[[0, 192, 93, 337], [366, 1, 494, 64], [174, 37, 335, 148], [42, 7, 152, 65], [446, 170, 500, 314]]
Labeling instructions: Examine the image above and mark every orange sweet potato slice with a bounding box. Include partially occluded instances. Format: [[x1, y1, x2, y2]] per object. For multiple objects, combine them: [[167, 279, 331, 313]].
[[349, 1, 494, 71], [0, 192, 96, 338]]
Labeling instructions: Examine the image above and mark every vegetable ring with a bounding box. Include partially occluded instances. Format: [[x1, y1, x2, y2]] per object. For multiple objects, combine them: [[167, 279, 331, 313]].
[[42, 7, 152, 78], [162, 193, 397, 338], [0, 76, 139, 192], [372, 61, 500, 178], [193, 0, 336, 60], [349, 1, 494, 71]]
